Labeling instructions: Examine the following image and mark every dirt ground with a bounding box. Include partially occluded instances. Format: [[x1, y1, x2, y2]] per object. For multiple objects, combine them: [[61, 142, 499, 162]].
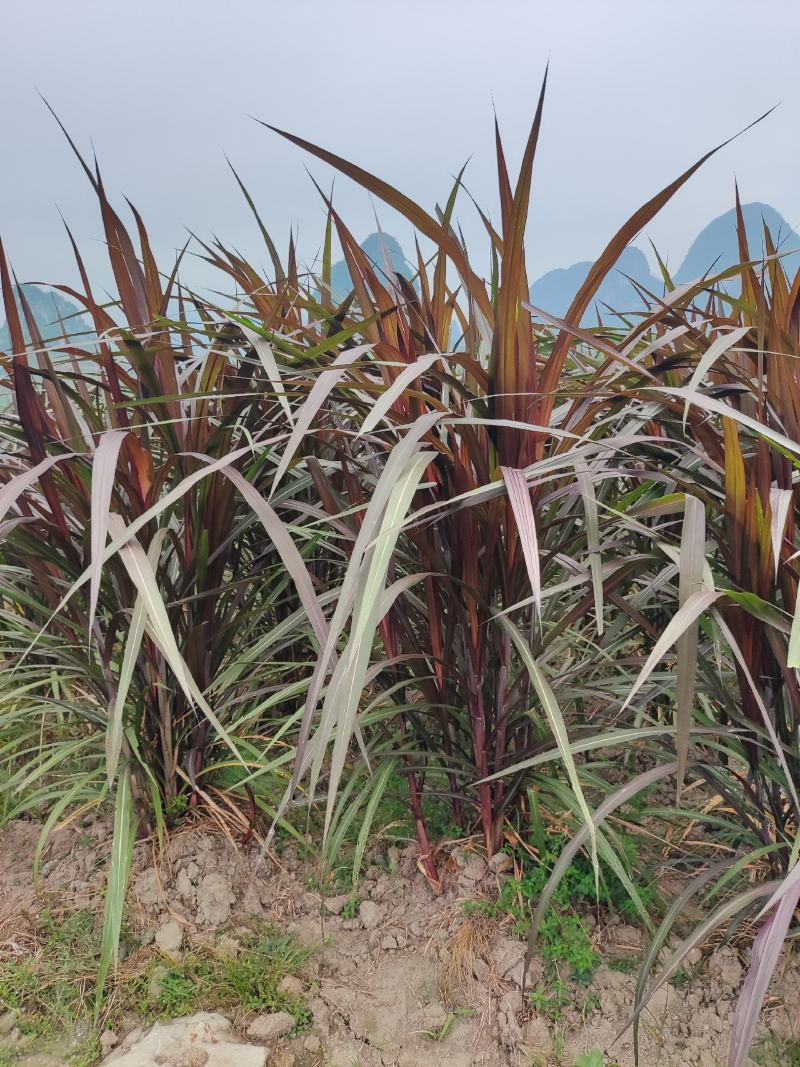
[[1, 816, 798, 1067]]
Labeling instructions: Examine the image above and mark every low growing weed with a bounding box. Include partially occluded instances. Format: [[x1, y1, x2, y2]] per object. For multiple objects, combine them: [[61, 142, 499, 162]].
[[465, 830, 656, 982]]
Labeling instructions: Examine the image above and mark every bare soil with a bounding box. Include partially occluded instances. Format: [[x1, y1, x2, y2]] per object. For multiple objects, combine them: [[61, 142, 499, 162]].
[[1, 816, 798, 1067]]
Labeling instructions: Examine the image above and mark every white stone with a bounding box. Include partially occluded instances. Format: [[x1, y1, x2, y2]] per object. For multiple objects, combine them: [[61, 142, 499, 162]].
[[101, 1013, 265, 1067]]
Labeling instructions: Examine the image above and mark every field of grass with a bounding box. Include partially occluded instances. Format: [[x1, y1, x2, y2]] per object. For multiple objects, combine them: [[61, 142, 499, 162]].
[[1, 81, 800, 1067]]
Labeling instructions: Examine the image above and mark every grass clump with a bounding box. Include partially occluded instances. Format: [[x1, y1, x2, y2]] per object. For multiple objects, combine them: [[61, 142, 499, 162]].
[[136, 929, 311, 1027], [751, 1039, 800, 1067], [0, 908, 311, 1065]]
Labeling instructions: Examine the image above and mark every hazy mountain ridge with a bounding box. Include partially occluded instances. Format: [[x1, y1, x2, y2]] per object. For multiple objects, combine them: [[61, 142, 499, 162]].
[[328, 204, 800, 328], [328, 232, 413, 303], [529, 202, 800, 324], [5, 205, 797, 347], [0, 284, 91, 353]]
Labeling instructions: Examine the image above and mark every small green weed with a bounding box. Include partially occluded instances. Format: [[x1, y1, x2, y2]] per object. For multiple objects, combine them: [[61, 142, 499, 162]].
[[422, 1007, 474, 1042], [466, 899, 598, 982], [528, 978, 571, 1021], [580, 991, 601, 1016], [466, 829, 656, 983], [341, 896, 361, 920], [573, 1051, 622, 1067], [608, 957, 638, 974]]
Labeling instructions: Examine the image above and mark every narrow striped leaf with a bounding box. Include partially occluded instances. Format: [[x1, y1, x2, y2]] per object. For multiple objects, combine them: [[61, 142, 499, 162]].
[[95, 766, 136, 1014], [619, 590, 722, 716], [575, 457, 604, 635], [106, 530, 167, 785], [729, 878, 800, 1067], [682, 326, 750, 427], [676, 494, 706, 798], [498, 614, 598, 881], [89, 430, 129, 636], [107, 515, 243, 768], [0, 453, 76, 528], [321, 451, 433, 842], [358, 352, 441, 437], [769, 487, 792, 580], [239, 323, 294, 428], [271, 344, 372, 495], [501, 466, 541, 620]]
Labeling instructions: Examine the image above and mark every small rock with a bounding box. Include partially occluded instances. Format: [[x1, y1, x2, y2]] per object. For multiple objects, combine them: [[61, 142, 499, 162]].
[[241, 880, 264, 916], [707, 946, 743, 990], [491, 933, 534, 987], [370, 875, 391, 899], [291, 915, 322, 947], [358, 900, 384, 930], [488, 852, 513, 874], [133, 868, 164, 908], [308, 996, 332, 1032], [646, 984, 671, 1016], [522, 1014, 553, 1051], [138, 926, 155, 947], [302, 1035, 321, 1053], [323, 894, 350, 916], [697, 1053, 718, 1067], [216, 935, 241, 959], [270, 1051, 295, 1067], [607, 923, 643, 956], [0, 1010, 18, 1036], [175, 868, 195, 902], [460, 854, 487, 883], [277, 975, 304, 999], [419, 1002, 448, 1030], [196, 872, 234, 927], [246, 1011, 295, 1043], [686, 946, 703, 967], [154, 918, 183, 957], [100, 1030, 119, 1057], [327, 1040, 363, 1067], [0, 1027, 22, 1051]]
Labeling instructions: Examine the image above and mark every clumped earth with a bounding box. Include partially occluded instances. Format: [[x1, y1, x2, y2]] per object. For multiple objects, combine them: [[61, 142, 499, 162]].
[[1, 817, 798, 1067]]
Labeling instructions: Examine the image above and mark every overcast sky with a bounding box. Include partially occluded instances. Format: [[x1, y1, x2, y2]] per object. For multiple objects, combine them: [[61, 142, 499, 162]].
[[2, 0, 799, 298]]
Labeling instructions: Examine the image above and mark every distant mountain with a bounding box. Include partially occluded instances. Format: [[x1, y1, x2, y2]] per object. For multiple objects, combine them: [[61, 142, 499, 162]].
[[528, 246, 656, 323], [674, 202, 800, 283], [0, 284, 90, 353], [328, 232, 413, 303], [529, 203, 800, 326]]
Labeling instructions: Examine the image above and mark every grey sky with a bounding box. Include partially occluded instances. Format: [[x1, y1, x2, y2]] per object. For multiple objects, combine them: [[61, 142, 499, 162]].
[[2, 0, 799, 298]]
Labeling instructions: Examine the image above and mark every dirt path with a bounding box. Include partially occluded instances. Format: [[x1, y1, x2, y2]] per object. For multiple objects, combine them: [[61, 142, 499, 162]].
[[1, 818, 797, 1067]]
